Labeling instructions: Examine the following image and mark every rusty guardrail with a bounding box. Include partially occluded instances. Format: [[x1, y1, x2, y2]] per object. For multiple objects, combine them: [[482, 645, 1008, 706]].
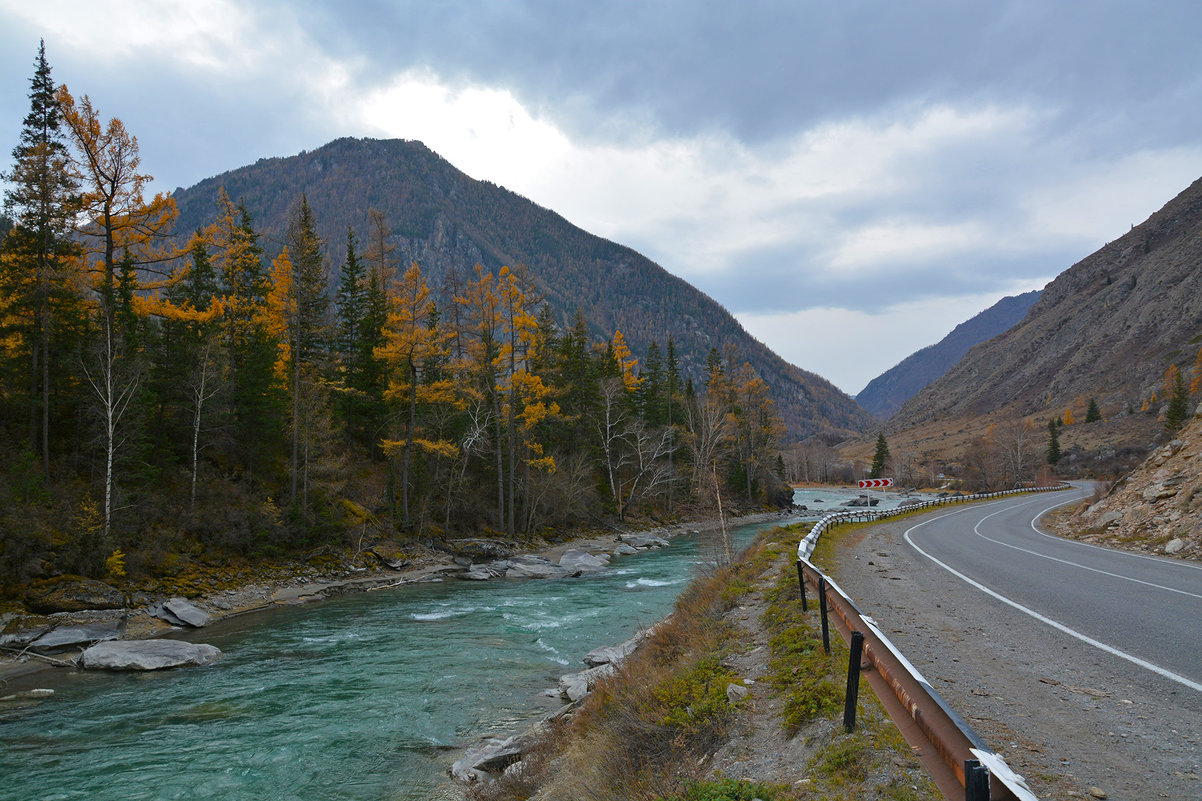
[[796, 484, 1068, 801]]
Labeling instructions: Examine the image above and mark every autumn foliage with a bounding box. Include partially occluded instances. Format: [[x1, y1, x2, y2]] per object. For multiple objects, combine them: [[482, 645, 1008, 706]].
[[0, 45, 788, 590]]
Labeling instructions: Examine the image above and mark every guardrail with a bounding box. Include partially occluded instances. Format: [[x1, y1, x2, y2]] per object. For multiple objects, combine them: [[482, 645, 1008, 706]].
[[796, 484, 1069, 801]]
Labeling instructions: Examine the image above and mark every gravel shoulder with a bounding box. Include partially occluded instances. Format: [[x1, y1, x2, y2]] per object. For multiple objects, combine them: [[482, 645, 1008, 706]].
[[823, 512, 1202, 801]]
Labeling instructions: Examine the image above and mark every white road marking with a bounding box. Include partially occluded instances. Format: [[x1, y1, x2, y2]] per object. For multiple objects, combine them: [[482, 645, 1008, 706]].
[[1027, 493, 1202, 572], [969, 503, 1202, 600], [903, 506, 1202, 694]]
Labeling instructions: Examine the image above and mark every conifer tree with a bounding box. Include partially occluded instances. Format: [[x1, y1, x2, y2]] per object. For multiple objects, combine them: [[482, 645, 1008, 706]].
[[214, 193, 281, 472], [1084, 397, 1101, 423], [870, 433, 891, 479], [0, 41, 84, 475], [276, 195, 331, 511], [1046, 417, 1061, 465], [377, 262, 457, 530], [1164, 364, 1189, 434], [335, 228, 366, 369]]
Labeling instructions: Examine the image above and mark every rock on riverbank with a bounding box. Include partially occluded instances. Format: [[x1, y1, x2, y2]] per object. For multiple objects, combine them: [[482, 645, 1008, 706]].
[[80, 640, 222, 671]]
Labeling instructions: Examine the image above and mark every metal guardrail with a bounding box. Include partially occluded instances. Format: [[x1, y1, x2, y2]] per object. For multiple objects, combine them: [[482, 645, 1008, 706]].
[[796, 484, 1068, 801]]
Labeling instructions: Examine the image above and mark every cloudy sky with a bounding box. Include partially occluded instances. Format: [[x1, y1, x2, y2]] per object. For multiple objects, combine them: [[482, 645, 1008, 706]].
[[3, 1, 1201, 394]]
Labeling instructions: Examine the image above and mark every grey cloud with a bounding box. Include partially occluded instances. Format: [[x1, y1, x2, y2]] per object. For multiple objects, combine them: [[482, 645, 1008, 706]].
[[283, 1, 1202, 151]]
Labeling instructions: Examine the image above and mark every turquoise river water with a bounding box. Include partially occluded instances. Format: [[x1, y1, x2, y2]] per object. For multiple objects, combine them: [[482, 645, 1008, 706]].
[[0, 520, 793, 800], [0, 488, 900, 800]]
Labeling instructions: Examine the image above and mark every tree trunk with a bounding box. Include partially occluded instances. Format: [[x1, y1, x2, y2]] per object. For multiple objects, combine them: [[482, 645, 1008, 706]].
[[290, 355, 299, 508], [40, 298, 49, 476], [493, 390, 505, 533], [401, 362, 416, 530]]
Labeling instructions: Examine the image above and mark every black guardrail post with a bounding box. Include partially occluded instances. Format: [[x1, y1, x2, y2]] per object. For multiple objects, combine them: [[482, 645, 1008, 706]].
[[843, 630, 864, 732], [796, 560, 808, 611], [818, 576, 830, 654], [964, 758, 989, 800]]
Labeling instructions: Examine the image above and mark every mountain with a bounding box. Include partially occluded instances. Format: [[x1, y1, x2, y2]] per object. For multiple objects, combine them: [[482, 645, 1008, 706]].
[[889, 175, 1202, 432], [855, 289, 1041, 419], [169, 137, 872, 440]]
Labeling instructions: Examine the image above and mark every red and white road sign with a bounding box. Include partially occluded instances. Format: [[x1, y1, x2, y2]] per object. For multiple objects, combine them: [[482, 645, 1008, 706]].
[[858, 478, 893, 488]]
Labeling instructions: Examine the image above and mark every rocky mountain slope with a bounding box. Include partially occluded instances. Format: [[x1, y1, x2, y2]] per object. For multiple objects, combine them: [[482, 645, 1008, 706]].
[[169, 137, 871, 440], [1058, 407, 1202, 560], [855, 289, 1041, 419], [888, 175, 1202, 433]]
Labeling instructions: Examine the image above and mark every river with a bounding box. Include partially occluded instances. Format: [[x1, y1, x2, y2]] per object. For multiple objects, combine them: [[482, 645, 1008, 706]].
[[0, 488, 905, 800]]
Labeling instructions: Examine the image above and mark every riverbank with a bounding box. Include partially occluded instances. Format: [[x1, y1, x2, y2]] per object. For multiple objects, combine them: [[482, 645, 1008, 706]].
[[466, 519, 938, 800], [0, 509, 796, 693]]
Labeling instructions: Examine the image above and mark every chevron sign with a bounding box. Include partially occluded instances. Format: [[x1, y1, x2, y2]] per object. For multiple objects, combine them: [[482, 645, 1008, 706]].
[[858, 478, 894, 488]]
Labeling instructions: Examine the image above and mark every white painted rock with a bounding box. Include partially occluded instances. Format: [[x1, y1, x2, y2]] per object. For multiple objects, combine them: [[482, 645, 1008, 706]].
[[81, 639, 222, 671]]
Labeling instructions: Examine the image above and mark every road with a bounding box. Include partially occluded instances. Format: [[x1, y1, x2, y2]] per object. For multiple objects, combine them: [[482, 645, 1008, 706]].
[[827, 487, 1202, 801]]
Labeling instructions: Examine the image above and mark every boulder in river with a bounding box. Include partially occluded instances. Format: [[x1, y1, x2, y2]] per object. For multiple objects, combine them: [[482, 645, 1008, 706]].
[[24, 577, 125, 614], [80, 639, 222, 671], [558, 549, 610, 575], [505, 555, 573, 580], [617, 534, 670, 549]]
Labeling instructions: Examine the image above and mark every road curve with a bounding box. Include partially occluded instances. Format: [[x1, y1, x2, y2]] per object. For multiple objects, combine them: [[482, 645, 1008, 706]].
[[827, 487, 1202, 801], [903, 486, 1202, 692]]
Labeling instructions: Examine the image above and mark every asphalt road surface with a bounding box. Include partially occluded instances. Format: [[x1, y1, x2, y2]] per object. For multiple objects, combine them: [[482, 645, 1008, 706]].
[[828, 486, 1202, 800]]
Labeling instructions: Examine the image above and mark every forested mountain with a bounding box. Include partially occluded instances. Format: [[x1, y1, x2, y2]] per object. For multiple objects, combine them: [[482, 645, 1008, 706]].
[[169, 137, 870, 441], [1, 53, 804, 595], [855, 289, 1041, 419], [889, 175, 1202, 430]]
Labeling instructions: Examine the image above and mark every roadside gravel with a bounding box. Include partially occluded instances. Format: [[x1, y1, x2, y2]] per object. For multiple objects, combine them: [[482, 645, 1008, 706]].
[[823, 516, 1201, 801]]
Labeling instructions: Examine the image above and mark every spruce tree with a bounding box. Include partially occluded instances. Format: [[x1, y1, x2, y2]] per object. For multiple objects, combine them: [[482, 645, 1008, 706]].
[[1046, 417, 1061, 465], [870, 433, 891, 478], [1084, 397, 1101, 423], [1, 40, 84, 474], [335, 227, 366, 368]]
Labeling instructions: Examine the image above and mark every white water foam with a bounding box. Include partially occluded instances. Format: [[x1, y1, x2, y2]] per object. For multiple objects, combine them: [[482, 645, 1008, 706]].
[[625, 577, 679, 588]]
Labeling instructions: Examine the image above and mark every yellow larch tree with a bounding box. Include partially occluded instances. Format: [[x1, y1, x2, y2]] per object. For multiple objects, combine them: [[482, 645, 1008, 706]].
[[376, 261, 457, 531]]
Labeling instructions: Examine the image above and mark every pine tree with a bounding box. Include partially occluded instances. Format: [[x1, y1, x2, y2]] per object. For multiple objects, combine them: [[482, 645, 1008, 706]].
[[1084, 397, 1101, 423], [0, 41, 85, 475], [870, 433, 891, 479], [1046, 417, 1061, 465]]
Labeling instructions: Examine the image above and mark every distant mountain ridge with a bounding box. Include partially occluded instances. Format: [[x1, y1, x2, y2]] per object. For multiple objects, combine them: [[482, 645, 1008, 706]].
[[855, 289, 1041, 419], [889, 174, 1202, 430], [170, 136, 872, 440]]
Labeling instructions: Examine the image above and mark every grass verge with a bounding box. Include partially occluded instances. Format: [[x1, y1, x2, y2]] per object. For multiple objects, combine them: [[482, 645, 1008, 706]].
[[472, 522, 939, 801]]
